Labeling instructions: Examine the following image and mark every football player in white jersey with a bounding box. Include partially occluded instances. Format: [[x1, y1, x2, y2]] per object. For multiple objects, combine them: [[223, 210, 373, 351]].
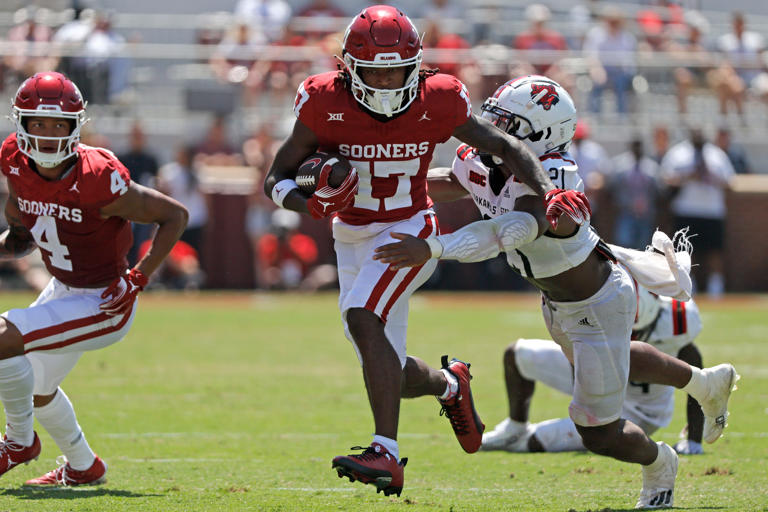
[[481, 286, 706, 455], [375, 75, 739, 509]]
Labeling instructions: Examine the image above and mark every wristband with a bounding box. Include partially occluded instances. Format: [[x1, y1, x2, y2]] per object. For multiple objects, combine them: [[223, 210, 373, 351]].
[[425, 236, 444, 259], [271, 179, 299, 209]]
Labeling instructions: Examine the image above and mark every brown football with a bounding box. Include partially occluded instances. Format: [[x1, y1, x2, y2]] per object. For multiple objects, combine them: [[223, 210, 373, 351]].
[[295, 151, 352, 195]]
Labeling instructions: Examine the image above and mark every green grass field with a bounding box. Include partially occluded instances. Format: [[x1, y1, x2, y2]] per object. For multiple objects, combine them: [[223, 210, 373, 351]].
[[0, 291, 766, 511]]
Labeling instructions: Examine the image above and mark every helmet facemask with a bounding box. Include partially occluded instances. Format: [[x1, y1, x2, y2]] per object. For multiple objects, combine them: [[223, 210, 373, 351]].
[[343, 51, 422, 117], [13, 108, 87, 168]]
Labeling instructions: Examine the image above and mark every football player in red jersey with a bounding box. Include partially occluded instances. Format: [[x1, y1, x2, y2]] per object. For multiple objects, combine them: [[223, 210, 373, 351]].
[[0, 72, 188, 485], [264, 5, 586, 497]]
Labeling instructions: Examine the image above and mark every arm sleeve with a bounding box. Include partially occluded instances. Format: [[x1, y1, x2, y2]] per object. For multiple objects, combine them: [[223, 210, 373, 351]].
[[434, 210, 539, 262]]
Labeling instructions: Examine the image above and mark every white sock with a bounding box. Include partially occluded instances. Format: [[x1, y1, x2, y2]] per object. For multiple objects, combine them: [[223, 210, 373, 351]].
[[439, 369, 459, 400], [645, 441, 667, 468], [0, 356, 34, 446], [681, 367, 708, 403], [35, 388, 95, 471], [506, 418, 528, 432], [372, 435, 399, 461]]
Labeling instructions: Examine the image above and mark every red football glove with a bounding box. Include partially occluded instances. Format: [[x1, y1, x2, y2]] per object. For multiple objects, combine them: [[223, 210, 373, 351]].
[[544, 188, 592, 230], [99, 268, 148, 316], [307, 167, 359, 219]]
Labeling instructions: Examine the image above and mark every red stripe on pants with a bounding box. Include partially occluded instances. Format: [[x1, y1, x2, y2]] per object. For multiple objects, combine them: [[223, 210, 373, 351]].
[[380, 213, 438, 322], [24, 304, 134, 353]]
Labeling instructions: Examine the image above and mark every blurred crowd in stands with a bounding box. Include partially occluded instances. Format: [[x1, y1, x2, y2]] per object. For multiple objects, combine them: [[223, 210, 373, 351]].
[[0, 0, 765, 296]]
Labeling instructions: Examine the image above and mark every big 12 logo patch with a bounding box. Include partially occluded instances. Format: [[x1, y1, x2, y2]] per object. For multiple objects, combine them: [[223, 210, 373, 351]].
[[530, 84, 559, 110]]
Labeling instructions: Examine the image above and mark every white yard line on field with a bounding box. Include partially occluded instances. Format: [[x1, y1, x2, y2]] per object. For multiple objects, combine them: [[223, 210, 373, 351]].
[[101, 432, 434, 439]]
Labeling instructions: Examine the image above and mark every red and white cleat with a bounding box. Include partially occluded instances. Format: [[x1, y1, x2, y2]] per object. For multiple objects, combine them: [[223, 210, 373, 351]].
[[25, 455, 107, 486], [0, 432, 41, 478], [331, 443, 407, 497], [438, 355, 485, 453]]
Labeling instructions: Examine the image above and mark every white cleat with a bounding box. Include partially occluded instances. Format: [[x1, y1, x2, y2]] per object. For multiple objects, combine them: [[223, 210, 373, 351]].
[[480, 418, 530, 452], [636, 442, 678, 509], [700, 363, 740, 444]]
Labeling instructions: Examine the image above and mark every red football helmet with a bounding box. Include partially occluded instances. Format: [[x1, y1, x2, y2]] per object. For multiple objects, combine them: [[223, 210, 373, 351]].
[[11, 71, 88, 168], [342, 5, 422, 117]]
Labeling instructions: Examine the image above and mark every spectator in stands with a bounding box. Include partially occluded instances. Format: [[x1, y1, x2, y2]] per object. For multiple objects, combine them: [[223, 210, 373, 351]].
[[255, 209, 336, 290], [512, 4, 568, 77], [3, 6, 58, 83], [210, 18, 264, 77], [157, 145, 210, 257], [635, 1, 684, 53], [234, 0, 292, 43], [119, 122, 159, 189], [667, 11, 713, 115], [570, 120, 612, 203], [661, 128, 734, 298], [709, 11, 766, 120], [715, 127, 751, 175], [295, 0, 346, 40], [118, 122, 160, 265], [568, 0, 601, 50], [265, 26, 312, 101], [583, 6, 637, 115], [651, 124, 670, 164], [194, 115, 241, 166], [80, 10, 130, 104], [51, 7, 95, 89], [422, 21, 474, 83], [209, 18, 266, 103], [417, 0, 462, 26], [609, 137, 664, 249]]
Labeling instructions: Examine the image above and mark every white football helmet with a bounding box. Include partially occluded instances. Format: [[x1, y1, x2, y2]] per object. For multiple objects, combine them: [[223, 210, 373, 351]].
[[480, 75, 577, 157]]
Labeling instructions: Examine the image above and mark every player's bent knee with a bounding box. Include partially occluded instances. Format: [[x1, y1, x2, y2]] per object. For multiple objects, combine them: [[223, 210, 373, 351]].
[[33, 390, 58, 408], [575, 422, 620, 456], [345, 308, 383, 343], [0, 317, 25, 359]]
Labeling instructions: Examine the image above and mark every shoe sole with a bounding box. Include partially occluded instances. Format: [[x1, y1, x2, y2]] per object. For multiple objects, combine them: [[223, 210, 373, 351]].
[[703, 366, 740, 444], [332, 464, 403, 497]]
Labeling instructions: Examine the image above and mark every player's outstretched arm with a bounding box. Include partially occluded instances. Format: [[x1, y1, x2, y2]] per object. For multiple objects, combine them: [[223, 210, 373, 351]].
[[426, 167, 470, 203], [0, 183, 36, 259], [263, 119, 319, 215], [452, 114, 553, 197], [100, 182, 188, 279], [374, 207, 547, 270]]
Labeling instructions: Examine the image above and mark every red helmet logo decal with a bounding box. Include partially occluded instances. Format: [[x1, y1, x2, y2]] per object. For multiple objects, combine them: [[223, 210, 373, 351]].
[[530, 84, 559, 110]]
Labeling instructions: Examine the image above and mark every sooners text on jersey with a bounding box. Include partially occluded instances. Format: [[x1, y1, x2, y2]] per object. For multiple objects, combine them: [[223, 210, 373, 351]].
[[294, 71, 472, 225], [1, 134, 132, 287]]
